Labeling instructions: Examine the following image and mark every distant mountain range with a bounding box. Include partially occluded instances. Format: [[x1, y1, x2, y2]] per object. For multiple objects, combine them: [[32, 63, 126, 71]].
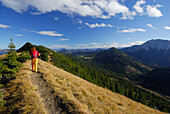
[[92, 47, 151, 76], [0, 49, 8, 55], [55, 48, 105, 55], [122, 39, 170, 67]]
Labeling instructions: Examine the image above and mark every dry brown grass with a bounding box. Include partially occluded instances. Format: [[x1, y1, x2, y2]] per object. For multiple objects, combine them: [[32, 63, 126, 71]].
[[0, 60, 166, 114], [37, 60, 165, 114], [0, 54, 6, 59], [0, 62, 47, 114]]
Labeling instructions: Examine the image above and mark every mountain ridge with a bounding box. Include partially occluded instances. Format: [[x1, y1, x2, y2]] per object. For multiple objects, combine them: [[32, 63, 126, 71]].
[[123, 39, 170, 52], [122, 39, 170, 67], [92, 47, 151, 76]]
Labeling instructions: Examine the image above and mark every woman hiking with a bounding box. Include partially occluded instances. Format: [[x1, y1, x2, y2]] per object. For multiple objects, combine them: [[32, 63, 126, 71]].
[[30, 46, 41, 72]]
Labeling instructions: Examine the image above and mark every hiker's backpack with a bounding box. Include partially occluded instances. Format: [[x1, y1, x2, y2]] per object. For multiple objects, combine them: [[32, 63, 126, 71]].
[[31, 51, 38, 59]]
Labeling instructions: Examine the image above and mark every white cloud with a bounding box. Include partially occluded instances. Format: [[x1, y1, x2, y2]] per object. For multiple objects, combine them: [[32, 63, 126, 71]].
[[128, 41, 145, 46], [133, 1, 163, 18], [0, 0, 145, 20], [78, 19, 82, 24], [146, 23, 157, 29], [146, 4, 163, 17], [121, 11, 137, 20], [107, 41, 145, 48], [94, 0, 129, 17], [0, 0, 101, 16], [85, 23, 113, 28], [54, 17, 58, 21], [15, 34, 23, 36], [164, 26, 170, 30], [0, 24, 11, 28], [146, 24, 153, 28], [76, 41, 145, 49], [115, 41, 145, 47], [32, 31, 63, 36], [133, 0, 146, 13], [117, 28, 146, 33], [58, 38, 69, 41], [0, 0, 163, 21], [31, 12, 41, 15], [107, 24, 113, 27], [49, 44, 69, 49], [91, 43, 100, 45]]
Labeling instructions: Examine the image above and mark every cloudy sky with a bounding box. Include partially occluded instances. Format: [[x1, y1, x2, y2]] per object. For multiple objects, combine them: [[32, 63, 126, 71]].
[[0, 0, 169, 49]]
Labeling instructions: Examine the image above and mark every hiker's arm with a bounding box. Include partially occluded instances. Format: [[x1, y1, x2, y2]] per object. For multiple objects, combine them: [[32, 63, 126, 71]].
[[37, 51, 41, 56]]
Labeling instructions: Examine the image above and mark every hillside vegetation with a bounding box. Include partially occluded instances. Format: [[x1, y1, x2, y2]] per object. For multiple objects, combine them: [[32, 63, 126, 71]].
[[1, 60, 165, 114], [16, 42, 170, 112], [0, 39, 31, 112], [138, 67, 170, 97]]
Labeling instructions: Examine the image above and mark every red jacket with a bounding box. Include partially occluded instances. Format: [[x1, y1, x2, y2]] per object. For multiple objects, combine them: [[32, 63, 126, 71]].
[[30, 50, 40, 59]]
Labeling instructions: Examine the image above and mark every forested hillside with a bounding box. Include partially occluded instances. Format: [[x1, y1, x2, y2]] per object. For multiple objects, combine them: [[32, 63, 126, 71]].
[[17, 42, 170, 112], [137, 67, 170, 96]]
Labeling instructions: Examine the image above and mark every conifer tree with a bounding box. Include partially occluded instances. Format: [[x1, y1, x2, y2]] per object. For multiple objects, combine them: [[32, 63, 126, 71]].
[[8, 38, 16, 54]]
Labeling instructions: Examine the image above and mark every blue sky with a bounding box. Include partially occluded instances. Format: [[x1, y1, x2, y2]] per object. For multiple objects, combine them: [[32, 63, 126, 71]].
[[0, 0, 170, 49]]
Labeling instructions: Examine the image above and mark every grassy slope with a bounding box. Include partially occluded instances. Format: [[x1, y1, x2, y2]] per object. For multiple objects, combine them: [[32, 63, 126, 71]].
[[1, 60, 164, 114], [0, 62, 47, 113]]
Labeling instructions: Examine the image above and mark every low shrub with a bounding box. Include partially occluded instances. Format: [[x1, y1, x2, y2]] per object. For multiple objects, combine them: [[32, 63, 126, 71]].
[[17, 51, 30, 63]]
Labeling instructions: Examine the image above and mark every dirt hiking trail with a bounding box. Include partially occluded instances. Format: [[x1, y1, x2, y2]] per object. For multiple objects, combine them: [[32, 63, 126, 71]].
[[30, 72, 67, 114]]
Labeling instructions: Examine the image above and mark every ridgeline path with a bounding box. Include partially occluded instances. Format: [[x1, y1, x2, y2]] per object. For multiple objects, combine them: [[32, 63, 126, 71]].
[[30, 72, 66, 114]]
